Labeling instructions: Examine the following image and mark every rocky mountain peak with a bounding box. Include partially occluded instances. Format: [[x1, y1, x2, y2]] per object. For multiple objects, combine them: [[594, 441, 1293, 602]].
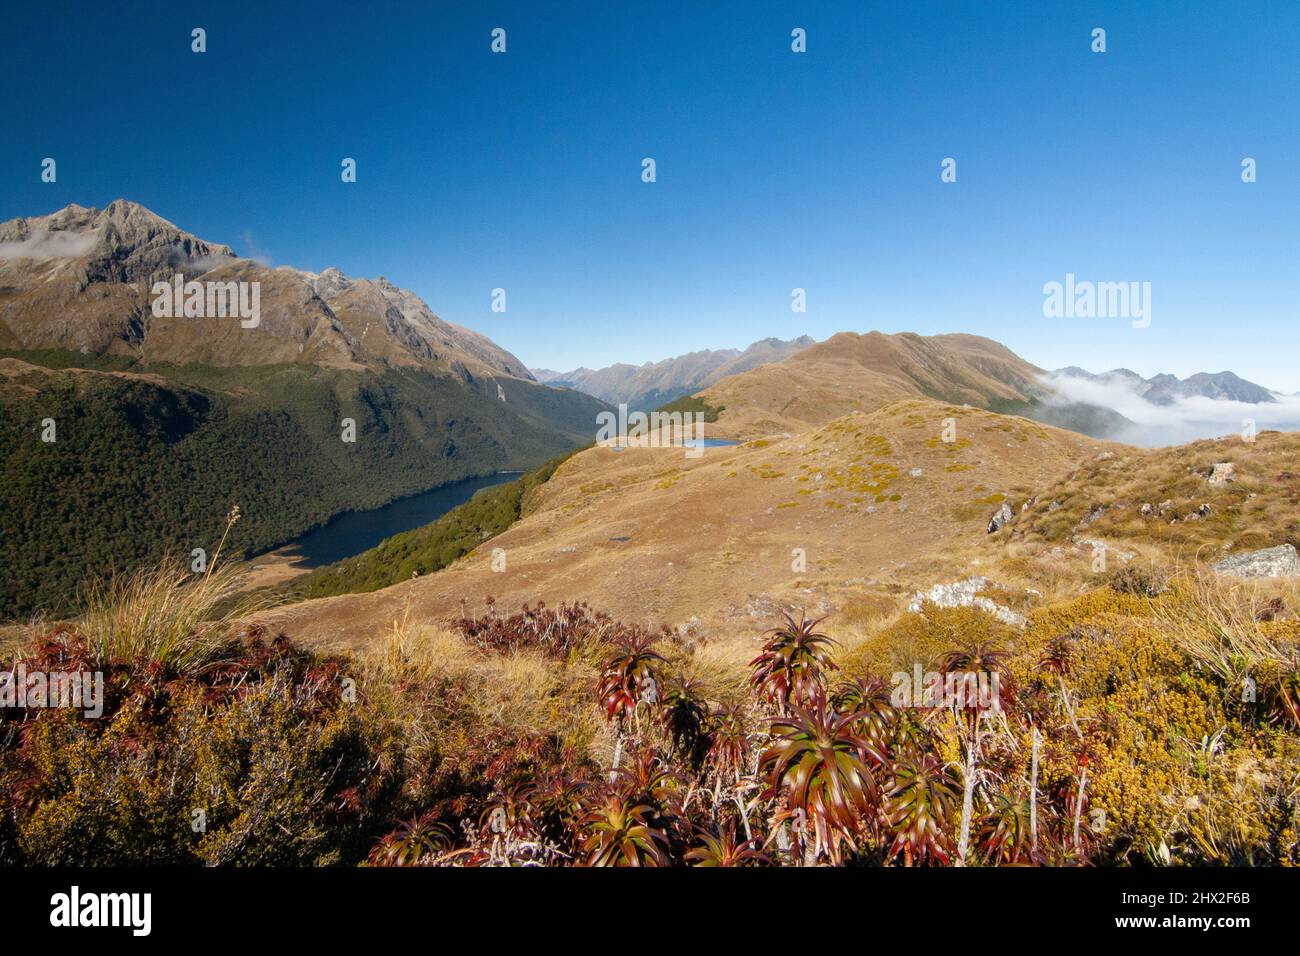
[[311, 266, 354, 300], [1053, 365, 1278, 405], [0, 201, 533, 380], [0, 200, 237, 290]]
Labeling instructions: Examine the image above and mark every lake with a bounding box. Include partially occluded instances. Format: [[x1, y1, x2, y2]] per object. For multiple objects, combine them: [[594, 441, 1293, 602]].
[[281, 472, 520, 568]]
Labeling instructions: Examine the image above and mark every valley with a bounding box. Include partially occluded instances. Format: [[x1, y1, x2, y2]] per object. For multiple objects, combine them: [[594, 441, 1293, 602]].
[[259, 399, 1119, 648], [6, 0, 1300, 891], [3, 201, 1298, 874], [0, 202, 610, 617]]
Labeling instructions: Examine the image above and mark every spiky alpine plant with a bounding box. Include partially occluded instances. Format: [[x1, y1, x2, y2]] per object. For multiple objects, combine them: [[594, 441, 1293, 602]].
[[685, 821, 772, 867], [367, 813, 455, 867], [832, 675, 897, 756], [611, 747, 678, 809], [1038, 633, 1077, 679], [1029, 783, 1095, 867], [938, 642, 1017, 865], [477, 783, 549, 865], [705, 701, 751, 788], [891, 707, 936, 761], [608, 745, 700, 856], [940, 643, 1014, 720], [596, 630, 666, 726], [885, 754, 959, 866], [658, 677, 709, 766], [757, 691, 886, 865], [580, 793, 670, 867], [977, 794, 1033, 865], [480, 783, 533, 839], [524, 767, 592, 853], [749, 612, 839, 713]]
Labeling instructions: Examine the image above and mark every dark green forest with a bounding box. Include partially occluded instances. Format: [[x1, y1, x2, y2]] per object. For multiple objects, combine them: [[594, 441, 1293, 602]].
[[0, 353, 606, 618], [654, 394, 725, 422]]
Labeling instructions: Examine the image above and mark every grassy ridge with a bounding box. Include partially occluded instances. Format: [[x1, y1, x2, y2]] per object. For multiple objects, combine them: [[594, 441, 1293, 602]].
[[271, 449, 582, 603]]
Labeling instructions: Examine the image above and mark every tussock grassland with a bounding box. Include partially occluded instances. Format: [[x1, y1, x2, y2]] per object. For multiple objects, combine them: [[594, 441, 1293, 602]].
[[1011, 430, 1300, 559]]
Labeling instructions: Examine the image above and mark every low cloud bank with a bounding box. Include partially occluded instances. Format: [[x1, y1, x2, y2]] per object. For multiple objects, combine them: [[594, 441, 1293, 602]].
[[168, 251, 235, 273], [1043, 372, 1300, 447], [0, 229, 99, 260]]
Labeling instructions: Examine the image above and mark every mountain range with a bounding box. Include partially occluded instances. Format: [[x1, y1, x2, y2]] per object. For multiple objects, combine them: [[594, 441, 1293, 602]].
[[1051, 367, 1279, 405], [2, 200, 1291, 618], [638, 332, 1283, 442], [0, 200, 533, 379], [532, 335, 816, 411], [537, 333, 1284, 444], [673, 330, 1144, 441]]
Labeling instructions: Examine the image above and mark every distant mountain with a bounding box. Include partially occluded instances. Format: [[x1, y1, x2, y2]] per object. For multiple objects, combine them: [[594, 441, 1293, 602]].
[[0, 200, 533, 380], [685, 337, 1285, 445], [694, 331, 1128, 438], [532, 335, 816, 411], [0, 200, 608, 617], [1053, 367, 1278, 405]]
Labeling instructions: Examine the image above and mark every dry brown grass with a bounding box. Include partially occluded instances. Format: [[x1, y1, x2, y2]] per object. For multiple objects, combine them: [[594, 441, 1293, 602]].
[[77, 555, 256, 675], [657, 635, 756, 706], [360, 611, 605, 758], [835, 590, 903, 631], [1011, 430, 1300, 560], [1153, 568, 1300, 689], [259, 399, 1106, 649]]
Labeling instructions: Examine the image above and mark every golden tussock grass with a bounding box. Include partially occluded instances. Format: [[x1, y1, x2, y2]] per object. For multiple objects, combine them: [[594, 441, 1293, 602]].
[[1153, 568, 1300, 687], [361, 610, 605, 757], [78, 555, 256, 675]]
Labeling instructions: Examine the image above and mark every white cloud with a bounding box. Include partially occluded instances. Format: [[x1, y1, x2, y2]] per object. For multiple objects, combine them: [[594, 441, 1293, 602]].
[[0, 229, 99, 260], [1044, 372, 1300, 447], [175, 252, 234, 274], [239, 230, 273, 267]]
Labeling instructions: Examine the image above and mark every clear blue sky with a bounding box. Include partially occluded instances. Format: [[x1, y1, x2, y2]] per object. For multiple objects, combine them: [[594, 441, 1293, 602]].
[[4, 1, 1298, 388]]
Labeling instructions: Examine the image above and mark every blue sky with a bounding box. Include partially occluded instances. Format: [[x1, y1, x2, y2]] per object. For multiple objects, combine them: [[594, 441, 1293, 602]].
[[4, 1, 1298, 388]]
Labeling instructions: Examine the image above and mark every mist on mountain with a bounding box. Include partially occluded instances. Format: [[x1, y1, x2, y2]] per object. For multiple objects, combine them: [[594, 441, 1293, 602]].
[[1044, 370, 1300, 446]]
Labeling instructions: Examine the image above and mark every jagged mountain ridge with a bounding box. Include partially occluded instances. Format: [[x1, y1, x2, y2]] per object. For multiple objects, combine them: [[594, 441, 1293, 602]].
[[1053, 366, 1278, 405], [0, 200, 531, 381], [532, 335, 816, 410]]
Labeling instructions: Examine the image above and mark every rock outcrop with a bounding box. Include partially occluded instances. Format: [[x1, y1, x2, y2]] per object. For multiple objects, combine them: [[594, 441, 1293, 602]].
[[1211, 544, 1300, 579], [908, 577, 1026, 626], [987, 502, 1014, 534], [1207, 462, 1236, 486]]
